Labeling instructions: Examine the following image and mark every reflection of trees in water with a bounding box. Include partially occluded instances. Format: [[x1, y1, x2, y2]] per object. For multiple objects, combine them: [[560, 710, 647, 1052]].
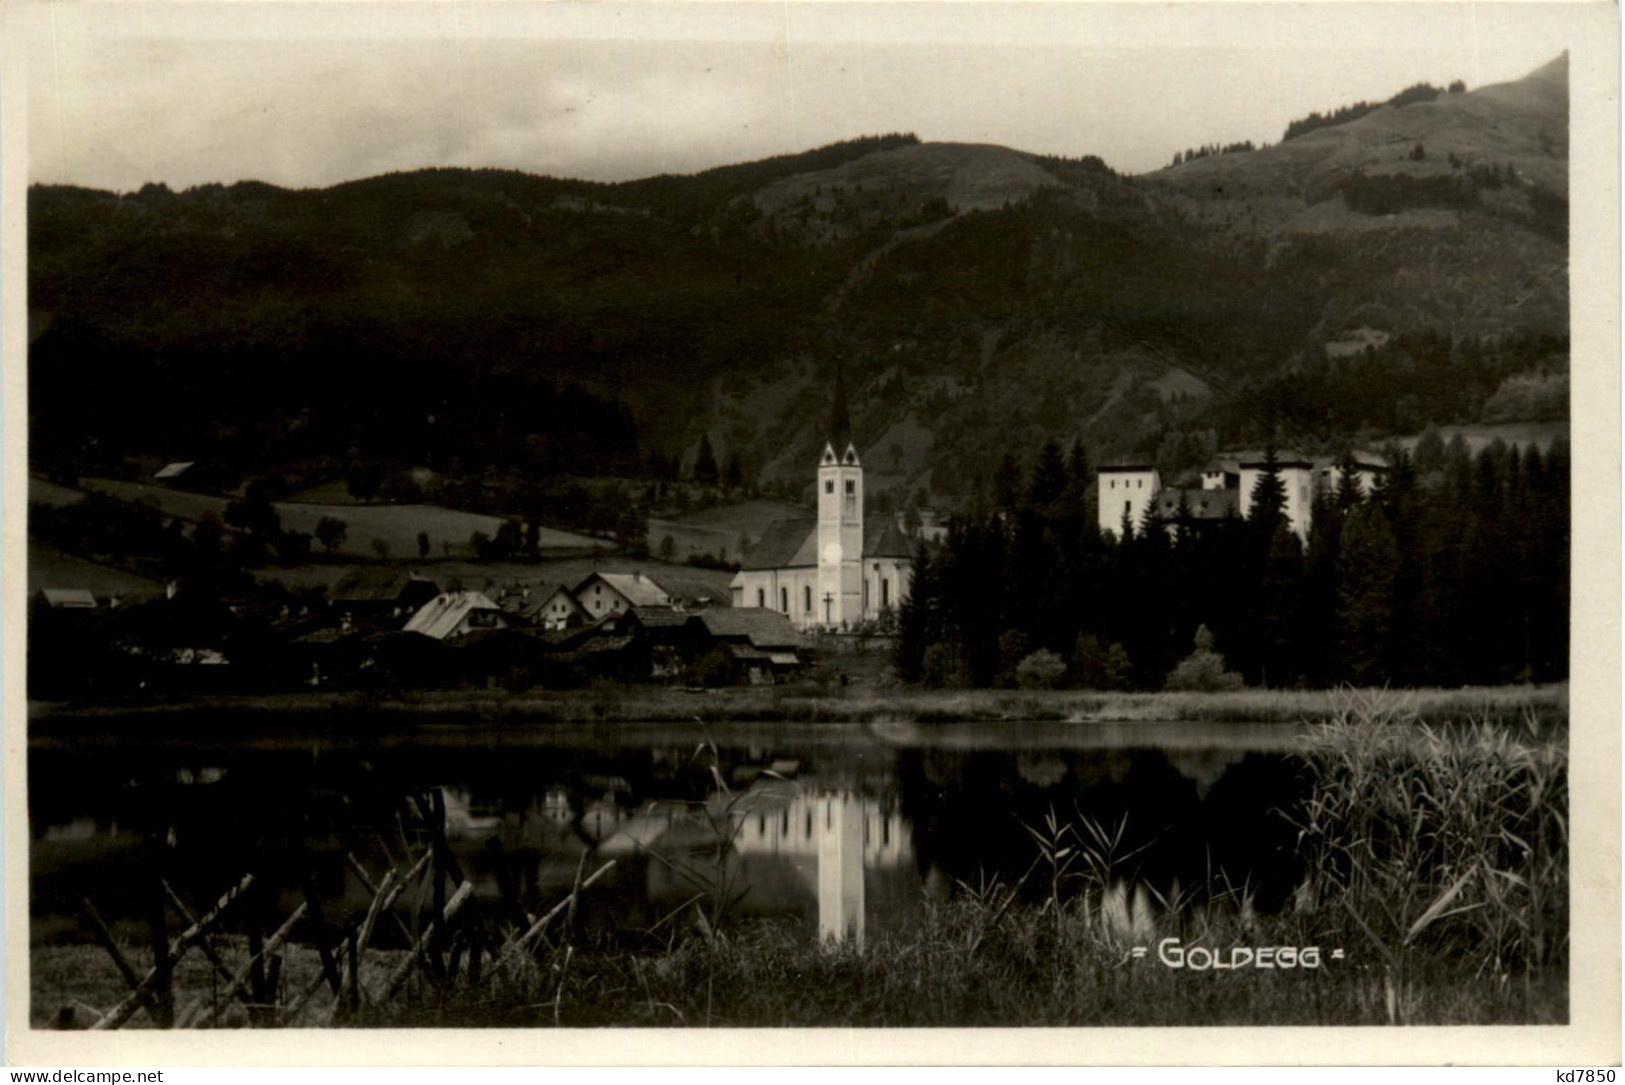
[[897, 747, 1310, 912], [31, 736, 1313, 943]]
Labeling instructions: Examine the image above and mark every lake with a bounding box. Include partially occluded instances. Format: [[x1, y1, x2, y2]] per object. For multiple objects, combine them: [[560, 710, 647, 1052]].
[[29, 719, 1314, 949]]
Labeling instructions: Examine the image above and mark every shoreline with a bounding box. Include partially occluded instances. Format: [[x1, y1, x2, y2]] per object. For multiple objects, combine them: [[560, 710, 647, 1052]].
[[28, 682, 1568, 733]]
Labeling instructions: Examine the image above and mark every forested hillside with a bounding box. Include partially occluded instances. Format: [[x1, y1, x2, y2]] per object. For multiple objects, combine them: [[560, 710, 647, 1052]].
[[29, 57, 1567, 507]]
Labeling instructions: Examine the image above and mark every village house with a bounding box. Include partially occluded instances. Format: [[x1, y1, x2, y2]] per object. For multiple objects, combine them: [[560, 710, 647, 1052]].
[[329, 568, 442, 621], [730, 440, 913, 631], [694, 608, 808, 684], [403, 590, 508, 641], [497, 582, 585, 630], [574, 571, 672, 618], [624, 606, 808, 684]]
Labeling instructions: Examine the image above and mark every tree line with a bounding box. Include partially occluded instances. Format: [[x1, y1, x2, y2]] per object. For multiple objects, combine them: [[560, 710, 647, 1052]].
[[897, 434, 1568, 690], [1282, 80, 1463, 143]]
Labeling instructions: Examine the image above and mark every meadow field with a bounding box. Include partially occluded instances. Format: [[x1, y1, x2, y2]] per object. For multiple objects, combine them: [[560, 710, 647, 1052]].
[[31, 476, 609, 560], [647, 499, 807, 563], [27, 539, 167, 600]]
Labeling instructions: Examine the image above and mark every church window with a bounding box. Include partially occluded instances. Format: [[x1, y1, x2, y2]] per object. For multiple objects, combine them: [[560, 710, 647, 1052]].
[[757, 588, 765, 607], [781, 588, 788, 613], [804, 585, 812, 613], [845, 480, 855, 494], [825, 480, 834, 494], [881, 579, 890, 607], [1109, 480, 1115, 489]]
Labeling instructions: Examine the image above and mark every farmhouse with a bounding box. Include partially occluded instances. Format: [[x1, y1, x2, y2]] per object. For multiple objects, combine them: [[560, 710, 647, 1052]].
[[624, 606, 808, 684], [498, 582, 585, 630], [574, 571, 671, 618], [330, 568, 442, 619], [730, 440, 913, 631], [403, 590, 508, 641]]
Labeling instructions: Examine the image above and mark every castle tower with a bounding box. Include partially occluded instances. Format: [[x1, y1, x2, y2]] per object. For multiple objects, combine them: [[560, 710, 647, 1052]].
[[816, 440, 863, 628]]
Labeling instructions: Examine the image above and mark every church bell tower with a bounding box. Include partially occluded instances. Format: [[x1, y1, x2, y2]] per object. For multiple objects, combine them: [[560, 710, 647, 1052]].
[[816, 441, 863, 628], [815, 361, 862, 628]]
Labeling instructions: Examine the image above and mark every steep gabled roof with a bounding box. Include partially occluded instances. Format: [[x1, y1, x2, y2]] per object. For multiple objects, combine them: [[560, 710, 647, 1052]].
[[628, 606, 694, 629], [500, 582, 575, 621], [863, 519, 914, 560], [741, 518, 818, 570], [696, 608, 807, 649], [41, 588, 98, 609], [653, 574, 728, 607], [331, 568, 439, 604], [404, 591, 501, 640], [575, 572, 670, 607]]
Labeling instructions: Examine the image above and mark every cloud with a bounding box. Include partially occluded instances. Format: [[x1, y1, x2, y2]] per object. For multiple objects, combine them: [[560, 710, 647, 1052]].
[[26, 4, 1585, 192]]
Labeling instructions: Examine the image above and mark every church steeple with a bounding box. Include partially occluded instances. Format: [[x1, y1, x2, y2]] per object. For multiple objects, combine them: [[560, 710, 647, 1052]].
[[830, 358, 852, 449]]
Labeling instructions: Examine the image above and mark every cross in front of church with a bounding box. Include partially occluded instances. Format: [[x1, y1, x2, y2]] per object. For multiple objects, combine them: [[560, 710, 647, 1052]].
[[823, 592, 835, 625]]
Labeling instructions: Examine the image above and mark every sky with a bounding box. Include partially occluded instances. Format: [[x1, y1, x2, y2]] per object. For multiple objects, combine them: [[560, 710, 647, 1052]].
[[23, 2, 1589, 192]]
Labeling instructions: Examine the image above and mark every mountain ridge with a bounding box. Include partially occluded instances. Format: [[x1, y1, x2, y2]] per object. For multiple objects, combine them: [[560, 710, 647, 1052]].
[[28, 56, 1568, 504]]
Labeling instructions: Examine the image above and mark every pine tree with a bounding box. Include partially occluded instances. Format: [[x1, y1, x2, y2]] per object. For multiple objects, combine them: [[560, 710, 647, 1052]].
[[1336, 505, 1399, 685], [992, 454, 1023, 512], [1248, 445, 1289, 542], [1028, 440, 1068, 511], [693, 433, 719, 486], [1256, 523, 1304, 686], [1063, 439, 1092, 527], [1334, 450, 1363, 509], [1173, 488, 1195, 543]]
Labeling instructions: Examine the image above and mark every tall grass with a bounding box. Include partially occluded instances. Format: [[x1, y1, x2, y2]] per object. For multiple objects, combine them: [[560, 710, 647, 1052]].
[[1287, 689, 1568, 1023]]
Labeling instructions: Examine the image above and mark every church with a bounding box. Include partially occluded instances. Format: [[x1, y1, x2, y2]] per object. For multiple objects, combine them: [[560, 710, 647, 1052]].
[[729, 438, 914, 631]]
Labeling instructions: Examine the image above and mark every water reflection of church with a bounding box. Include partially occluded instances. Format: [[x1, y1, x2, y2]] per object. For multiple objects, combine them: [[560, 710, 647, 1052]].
[[512, 783, 907, 942], [431, 740, 1305, 944]]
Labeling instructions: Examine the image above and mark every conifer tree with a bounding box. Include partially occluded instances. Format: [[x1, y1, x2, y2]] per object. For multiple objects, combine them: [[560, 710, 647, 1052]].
[[1334, 450, 1363, 508], [1336, 505, 1399, 685], [1063, 439, 1092, 530], [1247, 445, 1289, 545], [693, 433, 719, 486], [993, 454, 1023, 512], [1028, 440, 1068, 511]]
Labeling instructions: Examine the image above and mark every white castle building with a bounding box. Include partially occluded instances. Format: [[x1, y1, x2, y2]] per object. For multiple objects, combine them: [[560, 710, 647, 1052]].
[[1099, 448, 1388, 543]]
